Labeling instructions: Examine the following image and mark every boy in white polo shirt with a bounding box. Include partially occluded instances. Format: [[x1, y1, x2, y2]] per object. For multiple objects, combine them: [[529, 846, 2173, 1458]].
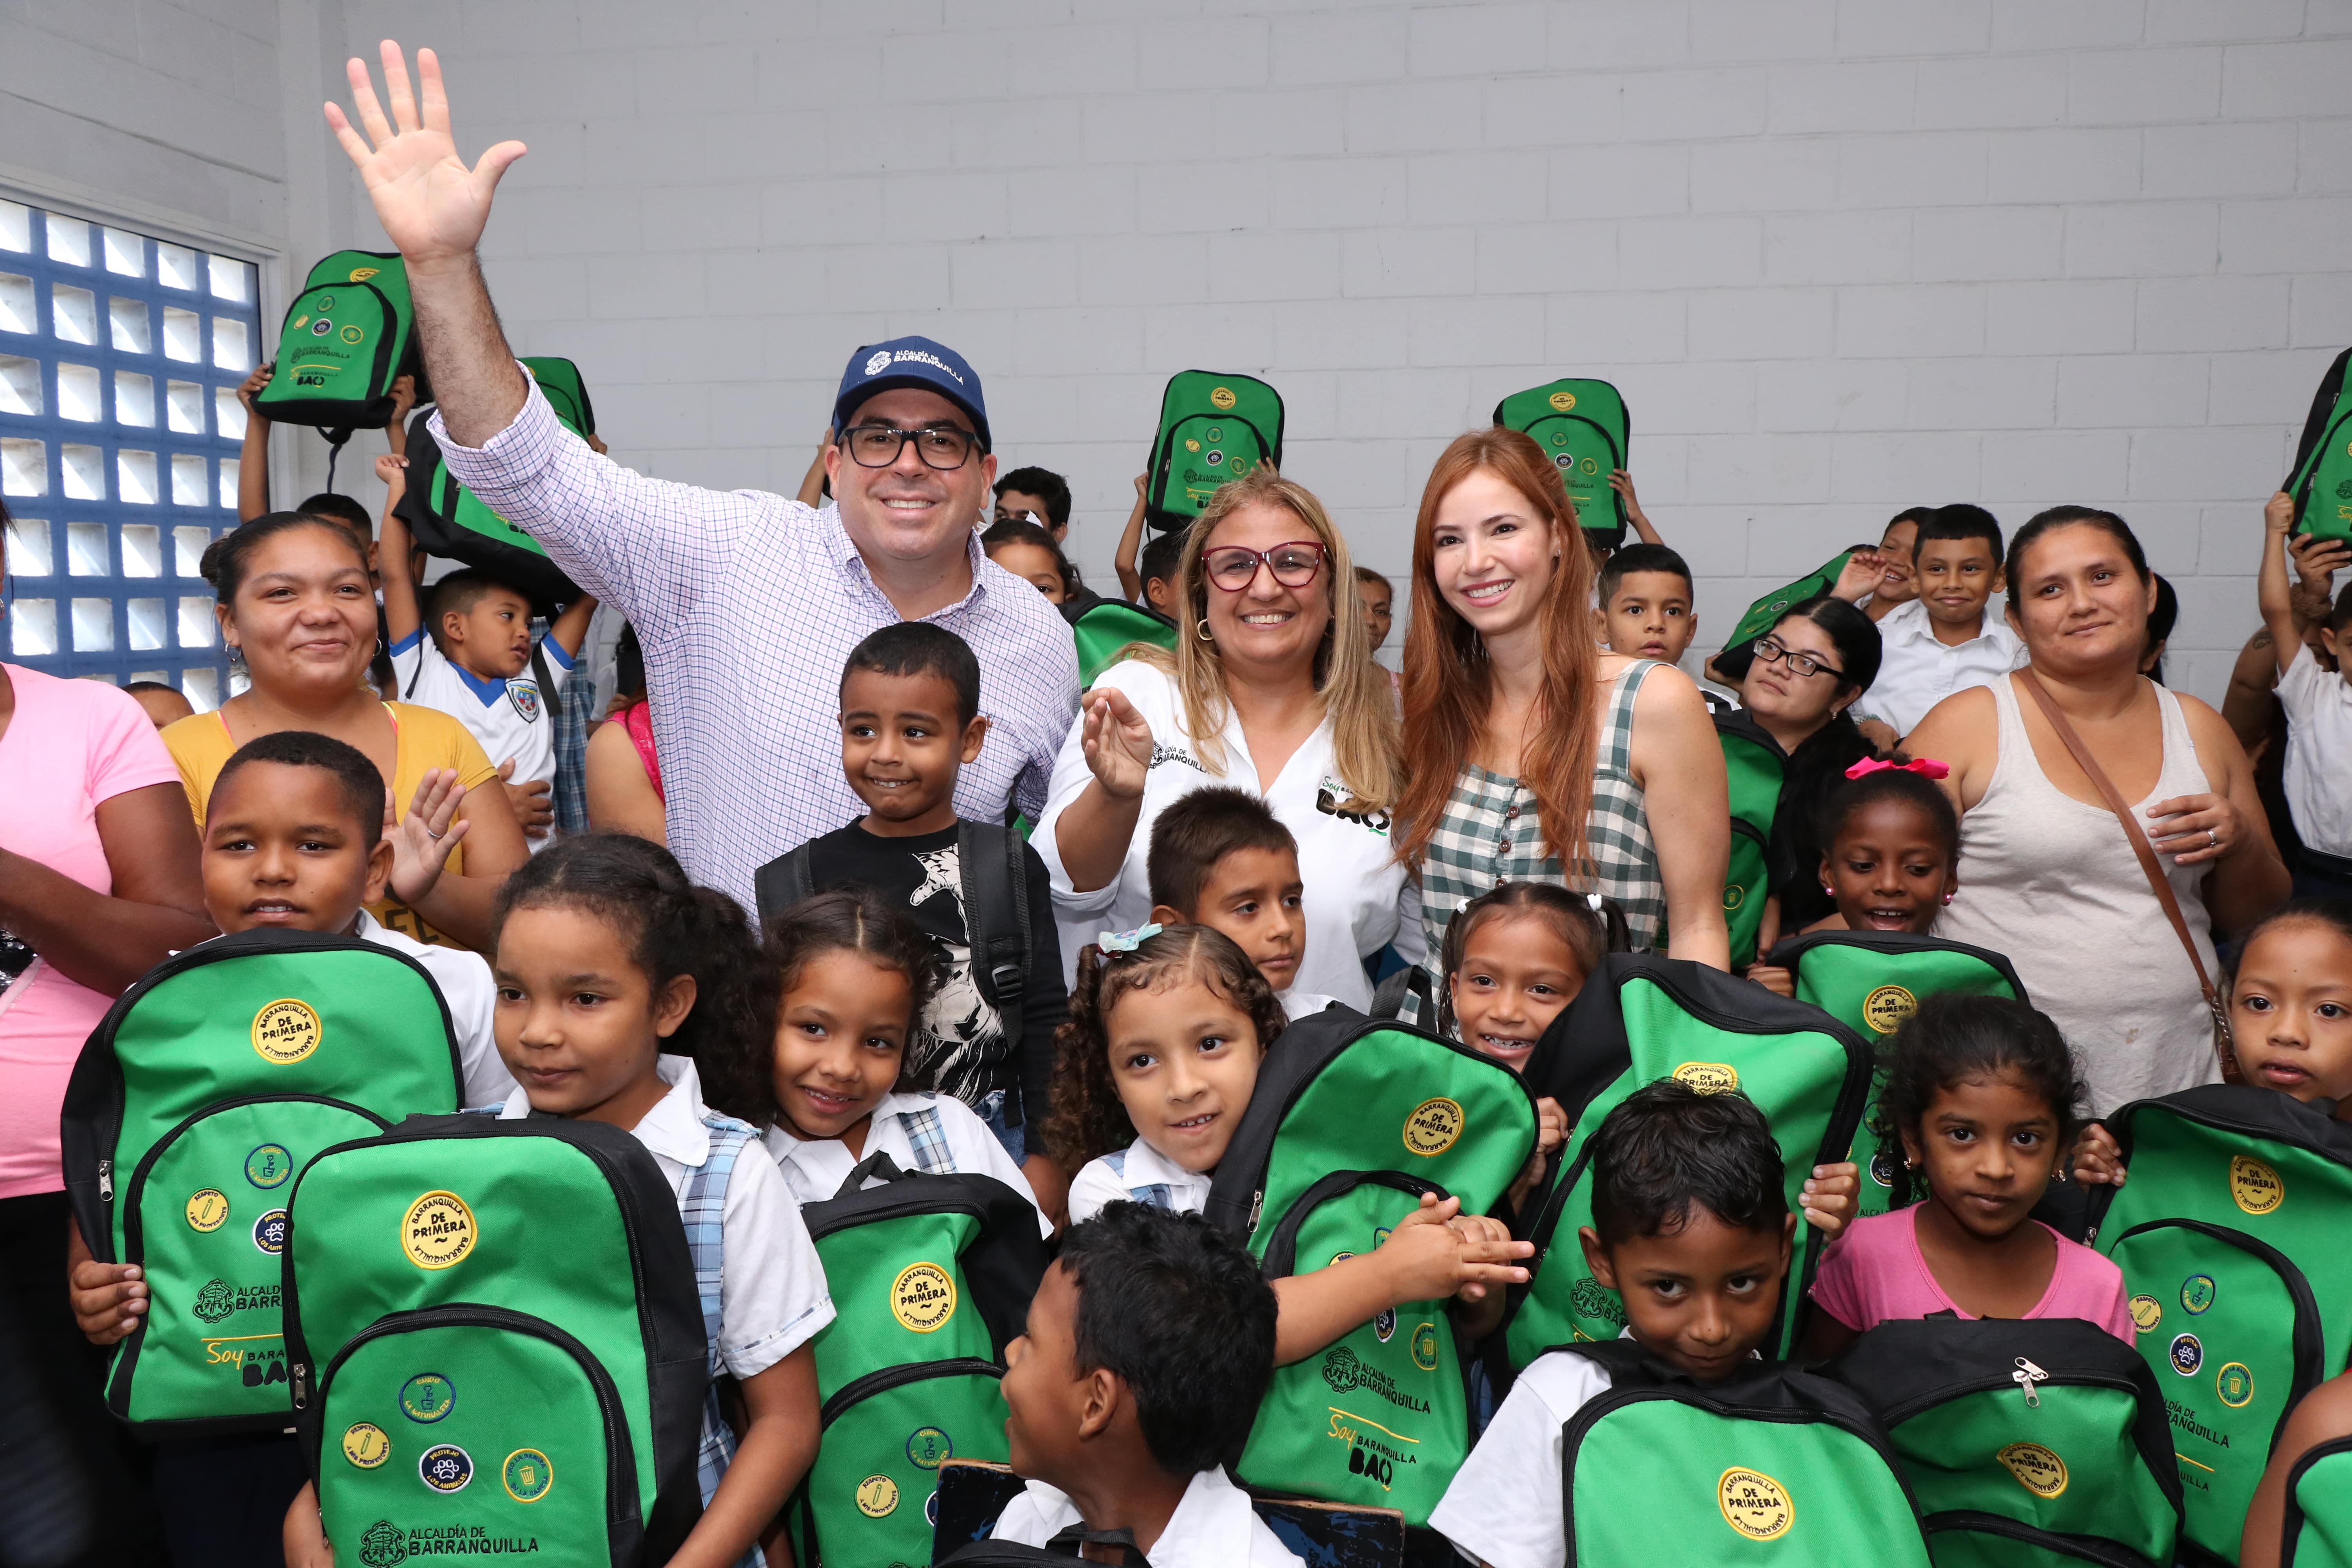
[[377, 457, 595, 851], [1853, 505, 2022, 744], [2262, 490, 2352, 899]]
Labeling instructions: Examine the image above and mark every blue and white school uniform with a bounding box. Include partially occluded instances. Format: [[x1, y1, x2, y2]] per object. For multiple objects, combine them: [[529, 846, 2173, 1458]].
[[763, 1089, 1051, 1237], [390, 628, 575, 853], [498, 1054, 831, 1548], [1066, 1137, 1213, 1226]]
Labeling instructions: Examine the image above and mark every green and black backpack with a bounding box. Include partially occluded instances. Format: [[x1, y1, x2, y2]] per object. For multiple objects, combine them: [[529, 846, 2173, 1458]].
[[2086, 1086, 2352, 1565], [1061, 594, 1177, 690], [253, 250, 418, 435], [1143, 370, 1283, 533], [396, 357, 593, 606], [1719, 550, 1856, 682], [1713, 708, 1788, 969], [1550, 1340, 1933, 1565], [787, 1154, 1050, 1568], [56, 930, 463, 1437], [1508, 953, 1872, 1368], [282, 1115, 708, 1568], [2285, 346, 2352, 544], [1202, 1008, 1537, 1527], [1493, 378, 1631, 550], [2279, 1428, 2352, 1568], [1768, 931, 2028, 1218], [1831, 1316, 2184, 1568]]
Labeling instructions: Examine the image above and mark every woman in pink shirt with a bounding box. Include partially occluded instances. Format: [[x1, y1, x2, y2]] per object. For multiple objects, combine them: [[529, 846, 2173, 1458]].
[[2, 501, 212, 1545], [1803, 993, 2135, 1354]]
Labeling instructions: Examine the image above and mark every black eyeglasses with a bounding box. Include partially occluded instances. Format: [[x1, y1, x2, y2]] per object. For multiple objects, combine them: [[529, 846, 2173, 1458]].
[[1203, 541, 1328, 592], [1750, 637, 1844, 681], [841, 424, 979, 470]]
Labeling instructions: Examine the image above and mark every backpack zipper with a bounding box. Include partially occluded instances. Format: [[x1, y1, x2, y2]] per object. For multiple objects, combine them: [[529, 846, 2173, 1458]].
[[1247, 1189, 1263, 1234], [818, 1356, 1003, 1428], [98, 1159, 112, 1202], [1873, 1367, 2142, 1429], [2012, 1357, 2048, 1408]]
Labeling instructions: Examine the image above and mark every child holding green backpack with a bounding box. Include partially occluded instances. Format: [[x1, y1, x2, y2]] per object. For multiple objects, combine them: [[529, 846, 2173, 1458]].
[[281, 835, 829, 1568]]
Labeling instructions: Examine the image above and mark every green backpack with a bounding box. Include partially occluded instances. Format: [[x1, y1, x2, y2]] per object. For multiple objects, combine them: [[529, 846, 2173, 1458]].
[[1508, 954, 1872, 1367], [254, 250, 418, 433], [1713, 709, 1787, 969], [1724, 550, 1856, 664], [397, 357, 593, 606], [1551, 1341, 1932, 1566], [1832, 1317, 2183, 1568], [2281, 1432, 2352, 1568], [1493, 378, 1631, 549], [56, 931, 463, 1437], [2285, 347, 2352, 544], [1060, 595, 1177, 689], [1202, 1008, 1538, 1527], [283, 1115, 708, 1568], [1143, 370, 1283, 533], [1769, 931, 2028, 1219], [2086, 1086, 2352, 1564], [788, 1154, 1050, 1568]]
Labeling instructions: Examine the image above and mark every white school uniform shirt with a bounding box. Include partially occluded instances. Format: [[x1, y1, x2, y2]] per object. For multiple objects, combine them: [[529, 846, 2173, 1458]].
[[352, 910, 517, 1110], [499, 1055, 833, 1378], [2279, 642, 2352, 858], [389, 629, 576, 849], [1851, 597, 2025, 740], [1032, 659, 1420, 1010], [992, 1465, 1304, 1568], [1428, 1349, 1617, 1568], [761, 1090, 1051, 1237], [1282, 990, 1340, 1021], [1066, 1138, 1214, 1226]]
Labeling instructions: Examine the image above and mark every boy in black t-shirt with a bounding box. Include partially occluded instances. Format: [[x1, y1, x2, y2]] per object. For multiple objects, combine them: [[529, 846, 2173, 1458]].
[[780, 622, 1069, 1216]]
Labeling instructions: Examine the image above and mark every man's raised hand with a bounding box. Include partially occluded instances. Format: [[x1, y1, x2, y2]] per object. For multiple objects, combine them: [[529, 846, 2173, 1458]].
[[325, 42, 524, 271]]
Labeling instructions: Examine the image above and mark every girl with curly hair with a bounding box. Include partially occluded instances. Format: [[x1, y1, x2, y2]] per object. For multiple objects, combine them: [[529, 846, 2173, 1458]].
[[755, 887, 1051, 1234]]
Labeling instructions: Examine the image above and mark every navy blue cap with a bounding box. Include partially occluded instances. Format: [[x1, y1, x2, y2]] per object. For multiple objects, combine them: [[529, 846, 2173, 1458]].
[[833, 336, 990, 453]]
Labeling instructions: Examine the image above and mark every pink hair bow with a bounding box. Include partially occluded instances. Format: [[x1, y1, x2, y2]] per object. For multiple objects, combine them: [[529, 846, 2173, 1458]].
[[1846, 756, 1950, 782]]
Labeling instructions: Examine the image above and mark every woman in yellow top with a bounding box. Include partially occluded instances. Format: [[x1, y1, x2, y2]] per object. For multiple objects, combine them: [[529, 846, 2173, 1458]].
[[163, 512, 527, 951]]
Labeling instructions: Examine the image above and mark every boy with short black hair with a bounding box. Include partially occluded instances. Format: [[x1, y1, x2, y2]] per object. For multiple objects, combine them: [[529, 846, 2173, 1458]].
[[992, 1201, 1300, 1566], [1139, 530, 1184, 619], [1430, 1080, 1797, 1568], [760, 621, 1070, 1212], [1598, 543, 1699, 666], [1853, 504, 2020, 742], [995, 465, 1074, 543], [377, 466, 597, 851], [1145, 787, 1329, 1017]]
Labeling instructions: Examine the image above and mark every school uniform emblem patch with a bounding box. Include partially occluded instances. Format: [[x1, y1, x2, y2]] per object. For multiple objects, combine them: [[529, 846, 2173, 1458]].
[[1998, 1442, 2067, 1498], [508, 680, 542, 723], [1717, 1467, 1794, 1540], [417, 1443, 472, 1494]]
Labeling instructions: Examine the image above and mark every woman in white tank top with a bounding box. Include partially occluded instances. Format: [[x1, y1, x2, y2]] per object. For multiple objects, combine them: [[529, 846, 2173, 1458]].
[[1907, 510, 2288, 1117]]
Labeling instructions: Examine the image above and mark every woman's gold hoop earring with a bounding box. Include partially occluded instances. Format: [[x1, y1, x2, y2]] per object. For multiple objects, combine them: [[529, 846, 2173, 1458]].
[[1195, 618, 1214, 644]]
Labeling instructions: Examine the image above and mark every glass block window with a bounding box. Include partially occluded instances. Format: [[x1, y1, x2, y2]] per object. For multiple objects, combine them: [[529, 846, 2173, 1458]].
[[0, 198, 254, 705]]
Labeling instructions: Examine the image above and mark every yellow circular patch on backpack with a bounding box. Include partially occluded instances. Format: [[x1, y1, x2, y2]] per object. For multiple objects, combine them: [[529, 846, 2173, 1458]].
[[251, 999, 321, 1064], [1674, 1062, 1740, 1095], [856, 1474, 899, 1518], [1723, 884, 1745, 911], [348, 266, 379, 282], [1998, 1442, 2068, 1498], [891, 1262, 956, 1333], [2129, 1294, 2163, 1332], [185, 1188, 229, 1232], [1210, 386, 1236, 410], [401, 1191, 477, 1270], [1549, 390, 1577, 412], [2218, 1362, 2256, 1408], [1862, 984, 1918, 1035], [1717, 1467, 1793, 1540], [2230, 1155, 2284, 1215], [341, 1423, 390, 1469], [1403, 1098, 1464, 1157]]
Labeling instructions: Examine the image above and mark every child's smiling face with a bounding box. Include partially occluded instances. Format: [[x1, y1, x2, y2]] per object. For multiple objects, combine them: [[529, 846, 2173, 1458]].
[[1449, 908, 1588, 1071], [1820, 798, 1958, 933], [838, 665, 985, 838], [1915, 534, 2003, 633], [1104, 972, 1265, 1174], [2230, 918, 2352, 1107], [770, 949, 917, 1145]]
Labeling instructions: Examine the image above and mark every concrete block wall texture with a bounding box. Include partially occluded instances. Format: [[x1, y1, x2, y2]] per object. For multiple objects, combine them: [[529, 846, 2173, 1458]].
[[12, 2, 2352, 703]]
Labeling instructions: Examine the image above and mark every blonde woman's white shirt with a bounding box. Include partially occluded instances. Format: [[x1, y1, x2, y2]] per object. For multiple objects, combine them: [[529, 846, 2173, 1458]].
[[1033, 659, 1419, 1009], [993, 1465, 1303, 1567], [498, 1055, 831, 1378], [1066, 1136, 1214, 1226], [351, 910, 517, 1109], [761, 1090, 1051, 1237]]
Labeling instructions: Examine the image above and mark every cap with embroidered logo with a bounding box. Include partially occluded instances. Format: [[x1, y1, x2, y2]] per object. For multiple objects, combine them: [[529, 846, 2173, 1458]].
[[833, 336, 990, 453]]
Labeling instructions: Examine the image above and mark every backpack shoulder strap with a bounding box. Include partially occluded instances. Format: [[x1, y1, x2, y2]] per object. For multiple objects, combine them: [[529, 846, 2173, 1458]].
[[530, 639, 562, 722], [751, 843, 817, 931], [956, 818, 1029, 1056]]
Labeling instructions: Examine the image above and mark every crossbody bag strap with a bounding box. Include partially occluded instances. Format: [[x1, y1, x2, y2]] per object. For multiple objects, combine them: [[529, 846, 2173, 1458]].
[[2013, 669, 2238, 1080]]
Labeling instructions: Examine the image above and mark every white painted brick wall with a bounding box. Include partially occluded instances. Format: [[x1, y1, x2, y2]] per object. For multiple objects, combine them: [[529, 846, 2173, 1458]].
[[16, 0, 2338, 705]]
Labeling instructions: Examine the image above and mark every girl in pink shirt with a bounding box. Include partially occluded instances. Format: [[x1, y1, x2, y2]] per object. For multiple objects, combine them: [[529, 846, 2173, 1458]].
[[1804, 993, 2134, 1355]]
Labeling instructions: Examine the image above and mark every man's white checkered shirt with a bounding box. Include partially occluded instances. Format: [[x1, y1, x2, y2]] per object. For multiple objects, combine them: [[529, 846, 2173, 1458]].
[[430, 384, 1080, 915]]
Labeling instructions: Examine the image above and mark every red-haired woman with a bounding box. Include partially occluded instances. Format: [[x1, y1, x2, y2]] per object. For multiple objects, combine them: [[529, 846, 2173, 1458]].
[[1398, 429, 1731, 1009]]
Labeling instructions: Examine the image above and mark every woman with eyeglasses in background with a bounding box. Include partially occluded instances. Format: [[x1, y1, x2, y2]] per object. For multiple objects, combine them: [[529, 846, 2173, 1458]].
[[1737, 596, 1889, 954], [1033, 467, 1411, 1012], [1397, 429, 1731, 1016]]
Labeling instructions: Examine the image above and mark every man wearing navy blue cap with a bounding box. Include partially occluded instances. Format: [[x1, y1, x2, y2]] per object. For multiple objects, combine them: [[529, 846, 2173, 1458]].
[[323, 47, 1080, 1055]]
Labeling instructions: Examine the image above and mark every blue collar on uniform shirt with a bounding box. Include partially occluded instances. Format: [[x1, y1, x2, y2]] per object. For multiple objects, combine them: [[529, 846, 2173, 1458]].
[[818, 501, 991, 619], [444, 657, 511, 707]]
